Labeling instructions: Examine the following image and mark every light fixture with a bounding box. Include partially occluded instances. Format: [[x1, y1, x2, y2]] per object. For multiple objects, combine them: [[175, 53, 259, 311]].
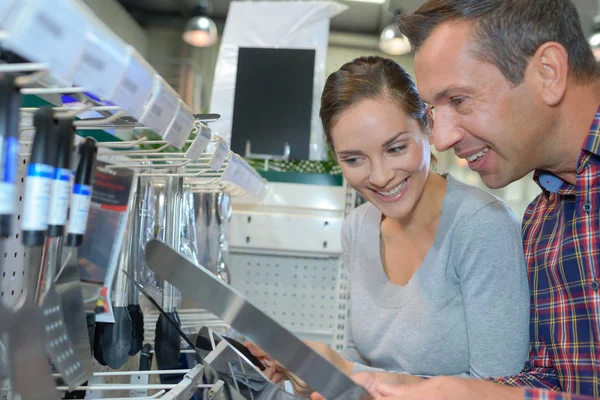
[[378, 9, 411, 56], [182, 1, 218, 48]]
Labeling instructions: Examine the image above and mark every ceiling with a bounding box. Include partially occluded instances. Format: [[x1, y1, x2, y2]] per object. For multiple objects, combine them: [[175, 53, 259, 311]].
[[117, 0, 599, 37]]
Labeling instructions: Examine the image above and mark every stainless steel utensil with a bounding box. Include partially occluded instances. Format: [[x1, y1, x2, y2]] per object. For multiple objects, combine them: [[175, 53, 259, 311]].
[[215, 192, 231, 283], [144, 239, 371, 400]]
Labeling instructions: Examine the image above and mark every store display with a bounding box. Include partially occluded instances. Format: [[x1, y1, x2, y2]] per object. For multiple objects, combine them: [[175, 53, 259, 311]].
[[0, 0, 269, 397]]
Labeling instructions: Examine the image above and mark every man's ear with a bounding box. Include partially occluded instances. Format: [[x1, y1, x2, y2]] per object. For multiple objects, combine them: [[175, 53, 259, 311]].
[[530, 42, 569, 106]]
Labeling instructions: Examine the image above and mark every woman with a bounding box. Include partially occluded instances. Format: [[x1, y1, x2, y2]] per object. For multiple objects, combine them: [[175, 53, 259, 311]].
[[250, 56, 529, 386]]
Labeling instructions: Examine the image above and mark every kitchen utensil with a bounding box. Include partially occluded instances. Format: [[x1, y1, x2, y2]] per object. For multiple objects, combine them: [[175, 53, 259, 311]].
[[0, 101, 58, 399], [38, 118, 74, 301], [22, 107, 57, 300], [215, 192, 231, 283], [155, 174, 182, 370], [0, 72, 19, 267], [53, 137, 97, 383], [100, 173, 138, 368], [144, 239, 371, 400], [22, 110, 89, 388], [124, 270, 196, 351], [128, 177, 144, 356]]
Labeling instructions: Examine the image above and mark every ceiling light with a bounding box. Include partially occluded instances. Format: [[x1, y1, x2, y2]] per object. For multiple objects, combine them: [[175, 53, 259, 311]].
[[182, 1, 218, 48], [379, 21, 411, 56]]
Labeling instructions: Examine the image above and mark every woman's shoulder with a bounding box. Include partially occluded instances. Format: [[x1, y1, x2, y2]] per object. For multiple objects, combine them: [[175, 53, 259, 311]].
[[342, 201, 379, 241], [444, 174, 517, 223]]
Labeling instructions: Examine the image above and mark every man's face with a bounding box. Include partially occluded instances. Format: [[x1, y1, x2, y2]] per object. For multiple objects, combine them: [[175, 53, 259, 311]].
[[414, 21, 545, 189]]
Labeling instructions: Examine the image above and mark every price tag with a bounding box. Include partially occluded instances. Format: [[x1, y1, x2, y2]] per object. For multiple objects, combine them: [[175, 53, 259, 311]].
[[208, 139, 229, 171], [71, 27, 129, 100], [163, 100, 195, 149], [221, 156, 238, 183], [4, 0, 87, 82], [138, 76, 179, 135], [185, 124, 211, 160], [233, 157, 251, 191], [111, 48, 154, 120]]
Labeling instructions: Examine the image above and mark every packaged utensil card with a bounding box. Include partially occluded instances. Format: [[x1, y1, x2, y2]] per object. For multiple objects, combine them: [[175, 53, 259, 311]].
[[75, 160, 136, 323]]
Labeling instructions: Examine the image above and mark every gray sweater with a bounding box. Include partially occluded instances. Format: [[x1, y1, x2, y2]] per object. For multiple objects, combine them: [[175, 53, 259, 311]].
[[341, 175, 530, 378]]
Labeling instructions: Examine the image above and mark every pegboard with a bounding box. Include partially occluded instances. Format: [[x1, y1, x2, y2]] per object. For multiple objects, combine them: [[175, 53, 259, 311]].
[[0, 144, 29, 309], [228, 252, 340, 343]]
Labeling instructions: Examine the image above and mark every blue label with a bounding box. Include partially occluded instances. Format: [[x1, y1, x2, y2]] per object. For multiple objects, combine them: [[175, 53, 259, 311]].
[[73, 184, 91, 196], [53, 168, 71, 182], [27, 163, 54, 179], [3, 136, 18, 183]]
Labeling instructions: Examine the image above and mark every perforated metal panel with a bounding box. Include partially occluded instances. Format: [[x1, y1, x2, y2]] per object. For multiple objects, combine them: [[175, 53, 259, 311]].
[[0, 147, 29, 309], [228, 252, 340, 343]]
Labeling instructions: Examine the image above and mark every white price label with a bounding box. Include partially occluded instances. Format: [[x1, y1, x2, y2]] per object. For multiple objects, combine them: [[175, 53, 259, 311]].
[[4, 0, 86, 81], [164, 101, 195, 149], [47, 168, 72, 226], [22, 164, 54, 231], [221, 157, 238, 183], [68, 184, 92, 235], [139, 77, 179, 135], [112, 48, 154, 119], [185, 125, 211, 160], [72, 28, 129, 100], [208, 140, 229, 171]]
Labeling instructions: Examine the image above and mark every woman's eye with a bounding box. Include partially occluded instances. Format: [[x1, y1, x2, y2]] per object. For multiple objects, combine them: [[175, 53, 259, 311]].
[[341, 157, 360, 166], [388, 145, 407, 154]]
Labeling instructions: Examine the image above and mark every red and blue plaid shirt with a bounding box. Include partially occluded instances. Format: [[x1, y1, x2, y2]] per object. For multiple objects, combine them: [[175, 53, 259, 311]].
[[494, 106, 600, 399]]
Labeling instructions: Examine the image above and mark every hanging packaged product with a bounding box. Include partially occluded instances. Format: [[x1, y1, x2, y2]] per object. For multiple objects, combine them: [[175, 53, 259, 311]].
[[75, 160, 136, 323]]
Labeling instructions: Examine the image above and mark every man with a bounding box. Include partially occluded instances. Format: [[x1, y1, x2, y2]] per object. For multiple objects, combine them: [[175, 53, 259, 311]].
[[352, 0, 600, 399]]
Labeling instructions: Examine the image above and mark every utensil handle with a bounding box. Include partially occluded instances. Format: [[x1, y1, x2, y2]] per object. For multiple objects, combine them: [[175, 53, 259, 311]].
[[66, 138, 97, 248], [0, 73, 20, 238]]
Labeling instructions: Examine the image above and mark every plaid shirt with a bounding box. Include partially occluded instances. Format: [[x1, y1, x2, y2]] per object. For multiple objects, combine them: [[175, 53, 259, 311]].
[[494, 106, 600, 400]]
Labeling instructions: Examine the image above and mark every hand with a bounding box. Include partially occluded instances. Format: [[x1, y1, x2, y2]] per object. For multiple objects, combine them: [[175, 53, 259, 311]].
[[352, 374, 525, 400], [246, 341, 353, 398], [304, 341, 354, 375]]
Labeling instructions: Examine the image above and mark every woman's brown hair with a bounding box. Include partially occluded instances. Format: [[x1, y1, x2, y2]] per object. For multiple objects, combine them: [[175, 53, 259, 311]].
[[320, 56, 435, 167]]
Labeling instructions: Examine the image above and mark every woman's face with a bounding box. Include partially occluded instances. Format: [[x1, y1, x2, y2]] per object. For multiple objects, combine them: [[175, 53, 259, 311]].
[[331, 97, 433, 220]]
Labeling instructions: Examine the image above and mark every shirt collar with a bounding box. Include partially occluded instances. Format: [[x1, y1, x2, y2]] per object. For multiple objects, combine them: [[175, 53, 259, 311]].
[[533, 104, 600, 195]]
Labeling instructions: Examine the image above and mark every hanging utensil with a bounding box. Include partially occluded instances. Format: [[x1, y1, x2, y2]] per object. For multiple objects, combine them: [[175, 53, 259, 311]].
[[37, 118, 74, 301], [154, 174, 182, 370], [128, 177, 144, 356], [0, 77, 58, 400], [215, 192, 231, 283], [100, 174, 138, 368], [21, 107, 57, 301], [0, 72, 19, 268], [22, 109, 89, 388], [54, 137, 97, 379]]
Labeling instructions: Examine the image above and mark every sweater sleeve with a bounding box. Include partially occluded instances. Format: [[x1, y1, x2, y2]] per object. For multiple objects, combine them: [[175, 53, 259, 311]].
[[452, 200, 530, 379]]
